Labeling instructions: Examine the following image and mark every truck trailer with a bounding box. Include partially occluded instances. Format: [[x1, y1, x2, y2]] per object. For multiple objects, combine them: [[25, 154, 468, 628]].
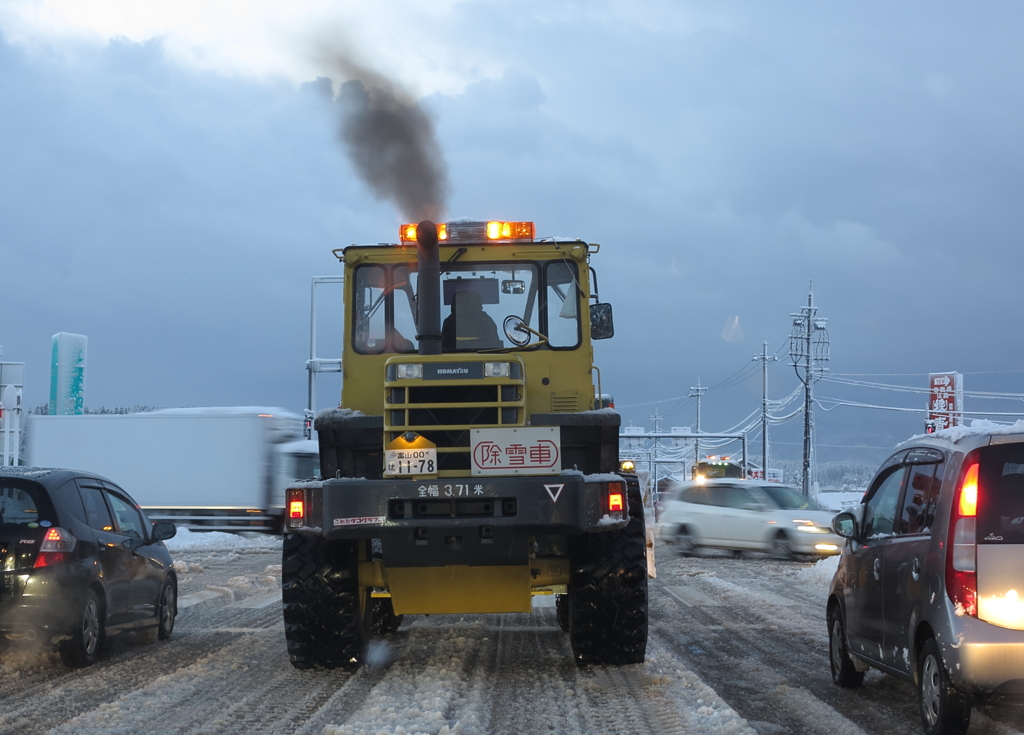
[[284, 218, 651, 670], [27, 407, 319, 531]]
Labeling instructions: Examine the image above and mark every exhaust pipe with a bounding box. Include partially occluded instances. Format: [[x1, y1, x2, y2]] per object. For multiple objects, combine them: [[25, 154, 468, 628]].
[[415, 219, 442, 355]]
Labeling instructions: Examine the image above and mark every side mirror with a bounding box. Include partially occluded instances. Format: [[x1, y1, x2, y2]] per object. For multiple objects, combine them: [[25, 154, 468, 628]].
[[831, 511, 857, 539], [152, 522, 177, 542], [742, 502, 768, 512], [590, 302, 614, 340]]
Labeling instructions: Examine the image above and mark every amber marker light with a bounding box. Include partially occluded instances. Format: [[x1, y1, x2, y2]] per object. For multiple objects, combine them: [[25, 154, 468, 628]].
[[399, 223, 448, 243], [485, 221, 535, 240]]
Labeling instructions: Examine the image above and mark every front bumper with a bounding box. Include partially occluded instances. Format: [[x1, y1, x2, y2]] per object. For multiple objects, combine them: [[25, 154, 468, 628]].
[[788, 528, 843, 555]]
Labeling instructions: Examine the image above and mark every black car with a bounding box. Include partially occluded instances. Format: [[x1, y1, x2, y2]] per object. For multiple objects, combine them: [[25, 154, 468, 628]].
[[0, 467, 177, 667]]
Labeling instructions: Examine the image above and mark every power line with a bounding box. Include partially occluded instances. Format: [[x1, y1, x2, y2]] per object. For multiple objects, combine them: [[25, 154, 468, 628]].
[[823, 376, 1024, 401]]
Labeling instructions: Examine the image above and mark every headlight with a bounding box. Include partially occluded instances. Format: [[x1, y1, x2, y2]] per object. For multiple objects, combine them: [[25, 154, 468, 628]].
[[483, 362, 510, 378], [795, 525, 830, 534], [396, 363, 423, 379]]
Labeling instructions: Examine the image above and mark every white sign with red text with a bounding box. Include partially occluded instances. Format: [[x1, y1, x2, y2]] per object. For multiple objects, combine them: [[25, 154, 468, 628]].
[[928, 372, 963, 430], [470, 427, 561, 476]]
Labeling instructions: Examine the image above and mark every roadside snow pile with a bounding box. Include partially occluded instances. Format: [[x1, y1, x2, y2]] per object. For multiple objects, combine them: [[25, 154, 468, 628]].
[[816, 491, 864, 512], [164, 528, 282, 552], [794, 554, 840, 589]]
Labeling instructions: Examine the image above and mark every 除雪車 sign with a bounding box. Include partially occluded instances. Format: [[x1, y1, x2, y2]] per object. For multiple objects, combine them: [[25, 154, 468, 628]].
[[470, 427, 560, 476]]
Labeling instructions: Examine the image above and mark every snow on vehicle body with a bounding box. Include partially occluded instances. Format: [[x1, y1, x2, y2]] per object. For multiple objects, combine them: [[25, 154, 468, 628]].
[[26, 408, 319, 532], [284, 218, 649, 669]]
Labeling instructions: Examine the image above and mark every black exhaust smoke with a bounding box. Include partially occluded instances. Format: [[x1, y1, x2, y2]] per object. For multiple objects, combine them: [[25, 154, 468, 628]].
[[330, 59, 449, 223], [415, 220, 441, 355], [316, 52, 450, 353]]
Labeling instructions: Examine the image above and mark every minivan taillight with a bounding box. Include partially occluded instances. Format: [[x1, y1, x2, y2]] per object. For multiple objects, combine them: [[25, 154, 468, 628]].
[[946, 461, 979, 617], [33, 527, 77, 568]]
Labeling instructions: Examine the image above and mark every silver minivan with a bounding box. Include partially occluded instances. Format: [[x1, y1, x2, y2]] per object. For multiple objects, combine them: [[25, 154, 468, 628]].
[[827, 425, 1024, 735]]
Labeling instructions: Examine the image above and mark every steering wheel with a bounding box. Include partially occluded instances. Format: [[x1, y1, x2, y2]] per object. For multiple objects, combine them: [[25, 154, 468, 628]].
[[503, 315, 531, 346]]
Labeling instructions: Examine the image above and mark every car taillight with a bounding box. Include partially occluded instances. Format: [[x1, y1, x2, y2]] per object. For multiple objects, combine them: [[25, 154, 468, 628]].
[[286, 487, 305, 529], [33, 527, 77, 568], [946, 460, 979, 617]]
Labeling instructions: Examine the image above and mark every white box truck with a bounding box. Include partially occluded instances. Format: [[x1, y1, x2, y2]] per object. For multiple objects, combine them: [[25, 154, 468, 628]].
[[26, 407, 319, 532]]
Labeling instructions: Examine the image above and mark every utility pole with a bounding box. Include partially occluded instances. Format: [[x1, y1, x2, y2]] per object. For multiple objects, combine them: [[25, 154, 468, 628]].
[[689, 380, 707, 464], [650, 410, 662, 491], [752, 342, 778, 479], [789, 284, 830, 497]]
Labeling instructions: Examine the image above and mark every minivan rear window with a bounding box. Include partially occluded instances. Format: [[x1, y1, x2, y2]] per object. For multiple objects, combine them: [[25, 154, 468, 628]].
[[978, 444, 1024, 544]]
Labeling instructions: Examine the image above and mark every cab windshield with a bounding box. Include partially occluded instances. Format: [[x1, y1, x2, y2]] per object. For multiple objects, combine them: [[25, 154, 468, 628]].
[[352, 260, 581, 354]]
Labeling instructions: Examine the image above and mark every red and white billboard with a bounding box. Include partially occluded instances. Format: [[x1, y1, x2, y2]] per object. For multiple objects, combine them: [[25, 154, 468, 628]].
[[928, 372, 963, 431]]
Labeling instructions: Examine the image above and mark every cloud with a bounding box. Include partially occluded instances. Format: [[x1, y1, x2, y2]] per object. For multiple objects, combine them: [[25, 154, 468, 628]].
[[0, 0, 481, 91]]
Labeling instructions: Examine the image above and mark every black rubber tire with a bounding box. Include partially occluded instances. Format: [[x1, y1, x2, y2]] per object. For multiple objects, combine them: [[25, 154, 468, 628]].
[[919, 637, 972, 735], [675, 526, 700, 557], [827, 605, 864, 688], [156, 576, 177, 641], [60, 589, 103, 668], [769, 532, 794, 560], [282, 533, 371, 670], [555, 594, 569, 632], [567, 482, 648, 666], [370, 597, 404, 635]]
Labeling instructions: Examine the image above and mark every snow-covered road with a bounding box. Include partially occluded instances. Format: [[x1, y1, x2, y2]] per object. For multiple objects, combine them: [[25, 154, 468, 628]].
[[2, 529, 1024, 735]]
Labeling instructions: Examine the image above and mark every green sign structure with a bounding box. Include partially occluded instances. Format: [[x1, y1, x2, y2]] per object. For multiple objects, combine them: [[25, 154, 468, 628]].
[[49, 332, 87, 415]]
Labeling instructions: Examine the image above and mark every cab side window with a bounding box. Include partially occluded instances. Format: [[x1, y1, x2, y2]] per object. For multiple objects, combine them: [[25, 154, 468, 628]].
[[863, 466, 906, 539]]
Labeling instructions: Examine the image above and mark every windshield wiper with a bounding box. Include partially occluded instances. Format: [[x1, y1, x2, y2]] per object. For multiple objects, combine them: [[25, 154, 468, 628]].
[[442, 248, 467, 273]]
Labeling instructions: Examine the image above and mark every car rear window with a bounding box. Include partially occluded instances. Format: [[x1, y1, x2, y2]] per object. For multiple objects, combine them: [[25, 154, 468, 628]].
[[0, 482, 58, 537], [978, 444, 1024, 544]]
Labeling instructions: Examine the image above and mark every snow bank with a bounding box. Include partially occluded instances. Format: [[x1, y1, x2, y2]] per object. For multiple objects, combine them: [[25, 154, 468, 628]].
[[163, 528, 282, 552], [794, 554, 841, 588], [816, 491, 864, 512]]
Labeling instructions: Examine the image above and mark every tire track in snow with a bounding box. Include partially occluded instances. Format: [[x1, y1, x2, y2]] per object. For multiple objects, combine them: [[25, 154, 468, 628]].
[[39, 627, 353, 735], [652, 553, 905, 735]]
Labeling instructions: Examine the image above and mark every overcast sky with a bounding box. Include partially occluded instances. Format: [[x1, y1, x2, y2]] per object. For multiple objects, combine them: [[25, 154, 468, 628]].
[[2, 1, 1022, 469]]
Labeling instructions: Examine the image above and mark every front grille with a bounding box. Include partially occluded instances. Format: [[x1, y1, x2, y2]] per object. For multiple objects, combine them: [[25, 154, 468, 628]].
[[385, 361, 526, 474]]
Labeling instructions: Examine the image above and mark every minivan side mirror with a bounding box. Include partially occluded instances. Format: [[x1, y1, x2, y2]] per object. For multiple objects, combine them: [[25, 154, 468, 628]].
[[831, 511, 858, 539]]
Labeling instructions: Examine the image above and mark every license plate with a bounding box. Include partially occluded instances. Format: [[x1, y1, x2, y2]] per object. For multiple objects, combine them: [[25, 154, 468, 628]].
[[385, 448, 438, 476]]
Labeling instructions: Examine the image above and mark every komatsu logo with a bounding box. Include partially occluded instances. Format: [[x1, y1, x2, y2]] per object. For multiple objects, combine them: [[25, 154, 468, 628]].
[[437, 367, 469, 375]]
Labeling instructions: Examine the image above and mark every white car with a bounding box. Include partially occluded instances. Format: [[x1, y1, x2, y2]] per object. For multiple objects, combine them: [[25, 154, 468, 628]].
[[657, 479, 841, 559]]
